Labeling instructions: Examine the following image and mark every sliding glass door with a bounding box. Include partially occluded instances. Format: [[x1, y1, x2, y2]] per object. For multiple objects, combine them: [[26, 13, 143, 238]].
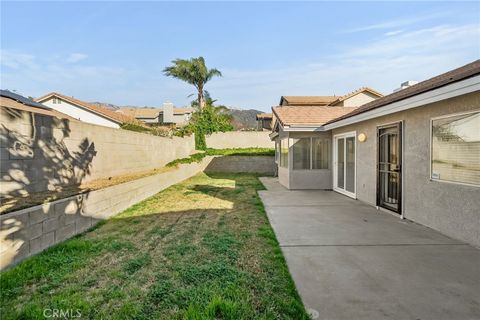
[[333, 132, 356, 198]]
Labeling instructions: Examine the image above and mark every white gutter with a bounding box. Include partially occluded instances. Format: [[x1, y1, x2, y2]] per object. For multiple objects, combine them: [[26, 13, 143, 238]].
[[281, 126, 326, 132], [324, 75, 480, 130]]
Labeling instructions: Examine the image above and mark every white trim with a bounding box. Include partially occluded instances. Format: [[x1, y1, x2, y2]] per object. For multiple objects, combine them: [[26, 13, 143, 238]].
[[333, 131, 357, 199], [429, 109, 480, 187], [324, 76, 480, 130]]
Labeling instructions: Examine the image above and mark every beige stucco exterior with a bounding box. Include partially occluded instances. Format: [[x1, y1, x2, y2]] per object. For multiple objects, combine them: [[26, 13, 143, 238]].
[[331, 91, 480, 247], [272, 91, 480, 247], [336, 91, 380, 107]]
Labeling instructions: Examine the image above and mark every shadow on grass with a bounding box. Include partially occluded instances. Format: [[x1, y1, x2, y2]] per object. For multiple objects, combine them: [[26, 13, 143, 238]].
[[0, 173, 309, 320]]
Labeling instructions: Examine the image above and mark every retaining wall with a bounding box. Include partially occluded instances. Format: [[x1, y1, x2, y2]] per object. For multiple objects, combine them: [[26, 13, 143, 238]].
[[205, 156, 275, 175], [0, 154, 277, 269], [0, 157, 213, 269], [206, 131, 273, 149], [0, 106, 196, 198]]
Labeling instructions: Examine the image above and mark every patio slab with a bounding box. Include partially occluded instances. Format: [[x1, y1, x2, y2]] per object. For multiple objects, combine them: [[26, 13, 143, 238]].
[[258, 177, 480, 320]]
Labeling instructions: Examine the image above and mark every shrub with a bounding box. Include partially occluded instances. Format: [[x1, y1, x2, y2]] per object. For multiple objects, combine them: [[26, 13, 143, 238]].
[[176, 105, 233, 150]]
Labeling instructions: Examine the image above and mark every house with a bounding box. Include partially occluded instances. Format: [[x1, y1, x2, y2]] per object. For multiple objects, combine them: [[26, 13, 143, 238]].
[[1, 90, 74, 120], [279, 87, 384, 107], [256, 113, 273, 130], [117, 102, 194, 126], [270, 60, 480, 247], [35, 92, 135, 128]]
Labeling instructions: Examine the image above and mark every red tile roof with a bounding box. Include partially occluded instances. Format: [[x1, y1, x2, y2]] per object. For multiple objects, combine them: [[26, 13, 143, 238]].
[[272, 106, 357, 126]]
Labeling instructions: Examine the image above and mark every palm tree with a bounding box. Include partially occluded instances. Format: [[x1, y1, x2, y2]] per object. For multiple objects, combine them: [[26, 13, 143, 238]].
[[163, 57, 222, 109]]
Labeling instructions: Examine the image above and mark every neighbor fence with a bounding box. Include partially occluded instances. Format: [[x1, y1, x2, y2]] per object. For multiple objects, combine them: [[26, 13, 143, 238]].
[[1, 107, 196, 198]]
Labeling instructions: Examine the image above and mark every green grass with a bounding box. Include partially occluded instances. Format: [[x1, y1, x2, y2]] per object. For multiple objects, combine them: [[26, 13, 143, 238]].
[[0, 173, 308, 319], [166, 148, 275, 167]]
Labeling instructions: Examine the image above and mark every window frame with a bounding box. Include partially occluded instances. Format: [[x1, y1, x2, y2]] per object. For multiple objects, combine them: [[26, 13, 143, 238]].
[[292, 137, 312, 170], [279, 138, 289, 168], [430, 109, 480, 188], [291, 136, 330, 171]]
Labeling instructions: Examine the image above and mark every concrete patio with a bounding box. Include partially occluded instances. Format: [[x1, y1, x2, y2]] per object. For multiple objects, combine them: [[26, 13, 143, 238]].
[[259, 177, 480, 320]]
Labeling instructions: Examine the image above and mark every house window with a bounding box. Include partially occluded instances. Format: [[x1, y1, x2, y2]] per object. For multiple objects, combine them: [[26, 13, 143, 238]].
[[280, 138, 289, 168], [431, 111, 480, 186], [52, 97, 57, 104], [292, 138, 311, 170], [312, 138, 330, 169], [291, 137, 330, 170]]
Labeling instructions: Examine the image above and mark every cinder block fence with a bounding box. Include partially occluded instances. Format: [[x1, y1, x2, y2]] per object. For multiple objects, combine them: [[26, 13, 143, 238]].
[[0, 155, 275, 269]]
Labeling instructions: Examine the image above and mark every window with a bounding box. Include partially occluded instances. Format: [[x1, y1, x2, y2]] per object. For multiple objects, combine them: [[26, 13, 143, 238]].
[[280, 138, 288, 168], [312, 138, 330, 169], [291, 137, 330, 170], [293, 138, 311, 170], [431, 111, 480, 186], [52, 97, 57, 104]]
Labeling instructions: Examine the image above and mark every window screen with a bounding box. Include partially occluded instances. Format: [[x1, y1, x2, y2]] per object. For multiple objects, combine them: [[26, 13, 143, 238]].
[[432, 111, 480, 186]]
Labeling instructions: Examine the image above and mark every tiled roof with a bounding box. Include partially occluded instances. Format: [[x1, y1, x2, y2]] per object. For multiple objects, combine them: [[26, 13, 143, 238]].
[[330, 87, 383, 105], [280, 87, 383, 107], [327, 60, 480, 125], [35, 92, 136, 124], [272, 106, 357, 127], [256, 112, 272, 119], [117, 108, 161, 118], [280, 96, 338, 106], [118, 107, 195, 118]]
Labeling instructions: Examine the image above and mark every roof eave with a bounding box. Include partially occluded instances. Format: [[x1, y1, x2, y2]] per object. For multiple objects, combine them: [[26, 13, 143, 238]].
[[324, 75, 480, 130]]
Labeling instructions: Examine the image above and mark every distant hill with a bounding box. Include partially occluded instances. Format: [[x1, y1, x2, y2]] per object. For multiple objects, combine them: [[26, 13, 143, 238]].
[[90, 101, 263, 130], [222, 108, 263, 130]]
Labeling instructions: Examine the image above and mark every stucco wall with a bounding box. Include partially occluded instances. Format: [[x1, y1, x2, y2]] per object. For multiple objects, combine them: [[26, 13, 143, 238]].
[[1, 106, 196, 198], [206, 131, 274, 149], [0, 157, 214, 270], [41, 97, 120, 128], [332, 91, 480, 247], [341, 91, 380, 107]]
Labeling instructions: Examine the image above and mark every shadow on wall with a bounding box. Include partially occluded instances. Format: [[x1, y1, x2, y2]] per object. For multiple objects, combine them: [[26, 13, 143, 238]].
[[0, 107, 97, 208], [0, 107, 98, 267]]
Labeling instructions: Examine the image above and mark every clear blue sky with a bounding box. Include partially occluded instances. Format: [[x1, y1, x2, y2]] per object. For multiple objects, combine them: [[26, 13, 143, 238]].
[[1, 1, 479, 111]]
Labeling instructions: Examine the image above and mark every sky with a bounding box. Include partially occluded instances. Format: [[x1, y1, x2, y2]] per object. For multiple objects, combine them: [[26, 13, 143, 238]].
[[1, 1, 479, 111]]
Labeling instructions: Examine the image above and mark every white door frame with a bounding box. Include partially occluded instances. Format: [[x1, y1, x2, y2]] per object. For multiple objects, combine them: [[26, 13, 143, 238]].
[[333, 131, 357, 198]]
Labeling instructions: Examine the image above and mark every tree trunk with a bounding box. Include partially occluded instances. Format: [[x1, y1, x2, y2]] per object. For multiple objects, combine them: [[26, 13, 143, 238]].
[[198, 85, 205, 109]]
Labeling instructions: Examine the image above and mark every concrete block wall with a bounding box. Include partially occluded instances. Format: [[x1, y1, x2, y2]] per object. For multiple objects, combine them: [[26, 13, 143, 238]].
[[0, 106, 196, 198], [206, 131, 274, 149], [204, 156, 275, 175], [0, 154, 277, 269], [0, 157, 214, 269]]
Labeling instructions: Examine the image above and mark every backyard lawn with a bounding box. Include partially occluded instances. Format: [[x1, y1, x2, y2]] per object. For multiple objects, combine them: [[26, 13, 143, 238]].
[[0, 173, 309, 319]]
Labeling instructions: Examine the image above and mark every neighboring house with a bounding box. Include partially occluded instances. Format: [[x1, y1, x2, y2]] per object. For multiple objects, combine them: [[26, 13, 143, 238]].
[[1, 90, 74, 120], [256, 113, 273, 131], [270, 60, 480, 247], [117, 102, 194, 126], [35, 92, 135, 129], [279, 87, 383, 107]]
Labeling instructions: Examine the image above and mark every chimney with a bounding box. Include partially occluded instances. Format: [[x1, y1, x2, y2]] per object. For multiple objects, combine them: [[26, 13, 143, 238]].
[[394, 80, 418, 92], [162, 101, 174, 123]]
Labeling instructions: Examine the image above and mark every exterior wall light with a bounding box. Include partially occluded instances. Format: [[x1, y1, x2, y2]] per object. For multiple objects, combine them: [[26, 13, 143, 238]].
[[358, 133, 367, 142]]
